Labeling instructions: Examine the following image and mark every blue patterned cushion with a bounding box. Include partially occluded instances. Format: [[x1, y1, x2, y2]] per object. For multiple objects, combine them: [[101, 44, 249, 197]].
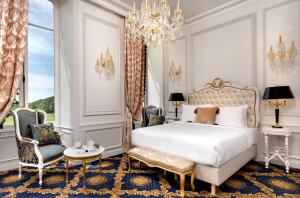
[[38, 144, 66, 162], [147, 115, 165, 126], [16, 111, 37, 138], [29, 123, 58, 145]]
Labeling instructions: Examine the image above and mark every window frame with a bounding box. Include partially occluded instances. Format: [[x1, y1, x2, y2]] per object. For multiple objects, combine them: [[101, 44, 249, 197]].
[[3, 0, 58, 129]]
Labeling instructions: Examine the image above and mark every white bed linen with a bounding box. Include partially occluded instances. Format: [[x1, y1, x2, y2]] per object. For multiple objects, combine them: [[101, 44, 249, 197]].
[[132, 122, 257, 167]]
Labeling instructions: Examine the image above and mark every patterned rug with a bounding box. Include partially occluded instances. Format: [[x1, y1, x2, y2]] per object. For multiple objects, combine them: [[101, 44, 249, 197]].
[[0, 155, 299, 197]]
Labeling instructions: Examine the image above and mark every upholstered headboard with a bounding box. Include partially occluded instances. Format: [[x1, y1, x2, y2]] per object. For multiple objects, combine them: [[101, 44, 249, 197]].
[[187, 78, 260, 128]]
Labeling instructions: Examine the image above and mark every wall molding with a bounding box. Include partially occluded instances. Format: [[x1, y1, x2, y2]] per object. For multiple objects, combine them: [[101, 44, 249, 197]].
[[189, 14, 257, 90], [262, 0, 300, 117], [0, 131, 15, 138], [185, 0, 254, 25], [0, 157, 18, 164], [84, 125, 123, 150], [82, 13, 122, 117], [165, 35, 188, 114], [87, 0, 129, 17], [79, 120, 124, 127]]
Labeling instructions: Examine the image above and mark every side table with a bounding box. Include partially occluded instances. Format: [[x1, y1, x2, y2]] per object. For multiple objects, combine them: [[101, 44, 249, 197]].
[[262, 127, 293, 173]]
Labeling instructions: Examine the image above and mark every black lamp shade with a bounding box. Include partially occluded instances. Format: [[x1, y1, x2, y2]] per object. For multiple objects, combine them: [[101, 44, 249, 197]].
[[169, 93, 185, 102], [262, 86, 294, 100]]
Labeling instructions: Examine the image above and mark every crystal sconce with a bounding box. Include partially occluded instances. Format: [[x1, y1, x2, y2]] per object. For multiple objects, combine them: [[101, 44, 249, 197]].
[[169, 61, 182, 83], [96, 47, 115, 79], [268, 36, 297, 67]]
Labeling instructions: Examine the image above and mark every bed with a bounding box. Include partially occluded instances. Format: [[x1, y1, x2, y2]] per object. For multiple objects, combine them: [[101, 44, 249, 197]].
[[131, 78, 260, 194]]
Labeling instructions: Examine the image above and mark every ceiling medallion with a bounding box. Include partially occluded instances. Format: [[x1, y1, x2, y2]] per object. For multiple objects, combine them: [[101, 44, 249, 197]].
[[126, 0, 184, 47]]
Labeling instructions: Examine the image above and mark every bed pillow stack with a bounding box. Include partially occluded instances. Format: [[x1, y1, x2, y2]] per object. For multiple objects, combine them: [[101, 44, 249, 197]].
[[181, 104, 248, 128]]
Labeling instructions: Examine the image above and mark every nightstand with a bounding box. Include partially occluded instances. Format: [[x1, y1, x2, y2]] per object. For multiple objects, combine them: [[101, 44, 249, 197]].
[[262, 127, 293, 173]]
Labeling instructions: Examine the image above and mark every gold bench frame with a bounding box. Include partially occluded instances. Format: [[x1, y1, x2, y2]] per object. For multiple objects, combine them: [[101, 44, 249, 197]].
[[127, 153, 195, 197]]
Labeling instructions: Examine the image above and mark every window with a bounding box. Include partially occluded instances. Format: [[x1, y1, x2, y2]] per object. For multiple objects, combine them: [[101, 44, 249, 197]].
[[28, 0, 55, 121], [4, 0, 55, 125]]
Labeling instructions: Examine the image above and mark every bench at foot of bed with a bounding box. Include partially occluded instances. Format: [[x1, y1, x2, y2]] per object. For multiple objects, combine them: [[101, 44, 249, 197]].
[[127, 147, 195, 197]]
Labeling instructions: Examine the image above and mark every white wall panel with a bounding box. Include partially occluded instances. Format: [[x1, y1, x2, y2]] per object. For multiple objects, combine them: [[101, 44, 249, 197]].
[[76, 0, 124, 156], [0, 132, 18, 170], [166, 36, 188, 114], [263, 0, 300, 117], [78, 1, 124, 128], [191, 15, 256, 90], [84, 125, 122, 150], [83, 14, 121, 116]]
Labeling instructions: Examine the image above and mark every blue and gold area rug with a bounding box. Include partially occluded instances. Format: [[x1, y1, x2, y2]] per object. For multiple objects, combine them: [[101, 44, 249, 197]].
[[0, 155, 299, 197]]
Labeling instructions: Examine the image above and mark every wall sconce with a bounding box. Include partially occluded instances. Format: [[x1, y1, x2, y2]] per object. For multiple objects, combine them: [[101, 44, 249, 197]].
[[268, 36, 297, 67], [96, 47, 115, 79], [169, 61, 182, 83]]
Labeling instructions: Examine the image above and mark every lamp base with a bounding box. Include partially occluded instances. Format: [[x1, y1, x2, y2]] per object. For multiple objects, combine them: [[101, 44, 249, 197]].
[[272, 123, 283, 128]]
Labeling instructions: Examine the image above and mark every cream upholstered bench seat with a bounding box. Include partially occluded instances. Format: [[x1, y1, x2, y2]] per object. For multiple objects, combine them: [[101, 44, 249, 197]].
[[128, 147, 195, 197]]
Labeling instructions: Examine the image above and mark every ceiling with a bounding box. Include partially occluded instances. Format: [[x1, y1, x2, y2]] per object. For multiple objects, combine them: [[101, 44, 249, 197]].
[[119, 0, 235, 21]]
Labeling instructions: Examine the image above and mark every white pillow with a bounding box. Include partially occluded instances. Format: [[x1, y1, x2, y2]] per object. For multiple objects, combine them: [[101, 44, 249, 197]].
[[181, 104, 214, 122], [215, 105, 248, 128]]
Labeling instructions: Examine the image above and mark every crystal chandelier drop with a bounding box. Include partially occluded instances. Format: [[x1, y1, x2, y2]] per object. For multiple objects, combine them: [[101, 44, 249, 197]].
[[126, 0, 184, 47]]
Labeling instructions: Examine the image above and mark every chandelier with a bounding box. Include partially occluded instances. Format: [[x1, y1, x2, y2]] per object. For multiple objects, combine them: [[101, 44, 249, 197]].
[[126, 0, 184, 47]]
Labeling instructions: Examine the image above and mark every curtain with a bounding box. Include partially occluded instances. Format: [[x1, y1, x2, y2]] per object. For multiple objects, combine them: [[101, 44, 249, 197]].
[[123, 28, 146, 151], [0, 0, 28, 123]]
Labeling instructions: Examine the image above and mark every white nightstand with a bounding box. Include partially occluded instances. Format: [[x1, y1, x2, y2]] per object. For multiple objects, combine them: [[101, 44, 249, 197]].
[[262, 127, 293, 173]]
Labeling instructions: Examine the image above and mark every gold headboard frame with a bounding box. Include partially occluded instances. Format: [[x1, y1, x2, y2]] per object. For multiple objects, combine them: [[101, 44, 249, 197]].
[[187, 78, 260, 128]]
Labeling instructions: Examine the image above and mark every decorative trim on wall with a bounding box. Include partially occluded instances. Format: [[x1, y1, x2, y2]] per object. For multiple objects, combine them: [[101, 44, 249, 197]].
[[80, 120, 124, 127], [189, 14, 257, 90], [0, 157, 18, 164], [0, 131, 15, 138], [262, 0, 300, 117], [86, 0, 129, 17], [82, 13, 122, 117], [165, 35, 188, 114], [84, 125, 123, 150], [0, 158, 18, 171], [185, 0, 254, 25]]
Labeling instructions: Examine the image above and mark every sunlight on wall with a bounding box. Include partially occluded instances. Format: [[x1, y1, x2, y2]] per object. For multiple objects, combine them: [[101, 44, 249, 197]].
[[147, 46, 164, 108], [147, 61, 161, 107]]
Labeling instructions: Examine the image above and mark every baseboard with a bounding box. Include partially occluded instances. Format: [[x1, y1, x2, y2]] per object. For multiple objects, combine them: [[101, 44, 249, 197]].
[[0, 159, 18, 171], [103, 146, 124, 158]]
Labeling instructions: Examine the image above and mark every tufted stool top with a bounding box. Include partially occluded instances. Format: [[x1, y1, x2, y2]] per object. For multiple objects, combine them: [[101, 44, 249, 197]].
[[128, 147, 194, 173]]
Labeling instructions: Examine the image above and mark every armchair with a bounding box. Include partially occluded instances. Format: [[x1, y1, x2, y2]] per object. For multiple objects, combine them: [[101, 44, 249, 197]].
[[142, 105, 164, 127], [12, 107, 66, 185]]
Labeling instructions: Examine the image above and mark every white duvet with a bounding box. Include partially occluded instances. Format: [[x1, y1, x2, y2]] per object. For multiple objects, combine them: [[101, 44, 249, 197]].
[[131, 122, 257, 167]]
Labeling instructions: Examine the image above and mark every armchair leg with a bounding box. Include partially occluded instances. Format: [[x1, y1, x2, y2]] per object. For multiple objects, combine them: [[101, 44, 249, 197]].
[[18, 163, 22, 179], [38, 168, 43, 185]]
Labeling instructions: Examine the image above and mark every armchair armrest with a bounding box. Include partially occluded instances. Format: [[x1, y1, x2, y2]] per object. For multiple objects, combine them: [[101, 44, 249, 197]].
[[54, 131, 66, 146], [17, 138, 39, 164], [21, 137, 39, 145]]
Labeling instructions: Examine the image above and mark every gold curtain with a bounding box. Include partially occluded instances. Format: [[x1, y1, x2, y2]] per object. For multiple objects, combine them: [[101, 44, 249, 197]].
[[0, 0, 28, 123], [124, 28, 146, 151]]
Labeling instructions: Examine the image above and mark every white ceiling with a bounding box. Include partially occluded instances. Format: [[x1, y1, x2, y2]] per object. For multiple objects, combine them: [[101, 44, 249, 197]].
[[119, 0, 235, 20]]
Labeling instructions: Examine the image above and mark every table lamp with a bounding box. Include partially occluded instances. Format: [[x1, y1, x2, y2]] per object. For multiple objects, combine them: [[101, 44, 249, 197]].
[[263, 86, 294, 128], [169, 93, 185, 120]]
